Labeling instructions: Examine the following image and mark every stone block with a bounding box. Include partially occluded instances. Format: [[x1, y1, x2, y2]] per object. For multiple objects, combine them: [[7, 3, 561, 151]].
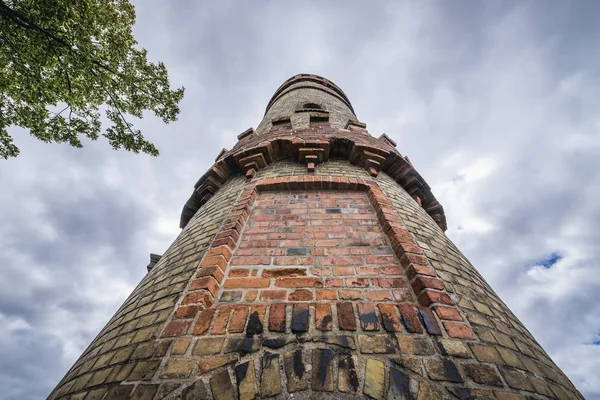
[[364, 358, 385, 399], [260, 352, 281, 397]]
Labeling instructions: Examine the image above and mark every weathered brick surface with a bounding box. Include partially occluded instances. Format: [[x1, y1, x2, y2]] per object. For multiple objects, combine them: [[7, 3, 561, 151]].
[[48, 74, 582, 400]]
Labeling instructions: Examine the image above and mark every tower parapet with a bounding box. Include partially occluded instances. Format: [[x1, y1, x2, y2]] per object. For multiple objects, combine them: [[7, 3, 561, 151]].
[[48, 75, 581, 400]]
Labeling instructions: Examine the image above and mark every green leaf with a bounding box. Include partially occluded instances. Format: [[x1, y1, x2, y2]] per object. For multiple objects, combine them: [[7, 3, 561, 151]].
[[0, 0, 184, 159]]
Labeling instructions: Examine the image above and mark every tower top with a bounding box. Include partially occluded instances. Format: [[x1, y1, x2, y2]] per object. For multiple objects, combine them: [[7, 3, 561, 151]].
[[256, 74, 357, 135], [265, 74, 355, 116]]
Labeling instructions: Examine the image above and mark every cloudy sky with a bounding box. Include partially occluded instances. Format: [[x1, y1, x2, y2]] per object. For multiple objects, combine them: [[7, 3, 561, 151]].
[[2, 1, 600, 399]]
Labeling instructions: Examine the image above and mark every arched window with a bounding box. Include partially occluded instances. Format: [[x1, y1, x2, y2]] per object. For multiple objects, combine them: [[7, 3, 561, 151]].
[[302, 103, 322, 110]]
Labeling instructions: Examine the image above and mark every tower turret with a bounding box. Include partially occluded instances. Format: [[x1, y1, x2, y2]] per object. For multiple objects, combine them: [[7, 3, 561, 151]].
[[48, 75, 581, 400]]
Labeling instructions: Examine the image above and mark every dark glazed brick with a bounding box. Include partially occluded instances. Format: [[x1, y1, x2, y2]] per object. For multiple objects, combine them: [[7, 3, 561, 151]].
[[337, 303, 357, 331], [388, 367, 412, 399], [246, 311, 264, 336], [287, 247, 308, 256], [418, 306, 442, 335], [358, 303, 380, 331], [291, 304, 309, 333], [312, 349, 334, 391], [285, 349, 309, 392]]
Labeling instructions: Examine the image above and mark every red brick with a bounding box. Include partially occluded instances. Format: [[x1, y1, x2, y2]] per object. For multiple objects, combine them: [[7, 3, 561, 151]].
[[189, 277, 219, 297], [231, 256, 270, 266], [245, 290, 258, 302], [378, 304, 403, 332], [288, 289, 313, 301], [406, 264, 436, 280], [397, 304, 423, 334], [229, 269, 249, 277], [240, 240, 278, 248], [315, 304, 333, 331], [356, 266, 379, 275], [337, 303, 357, 331], [311, 248, 327, 256], [366, 291, 393, 301], [215, 229, 240, 243], [229, 307, 249, 333], [327, 247, 349, 255], [268, 303, 286, 332], [196, 265, 225, 283], [380, 266, 402, 275], [162, 319, 191, 337], [417, 290, 453, 307], [314, 239, 340, 247], [224, 278, 270, 289], [181, 291, 213, 308], [433, 306, 463, 321], [333, 267, 355, 276], [339, 290, 363, 300], [411, 276, 445, 293], [365, 256, 397, 265], [206, 246, 233, 261], [193, 309, 215, 335], [211, 236, 237, 249], [262, 268, 307, 278], [394, 243, 424, 256], [311, 267, 331, 276], [173, 305, 200, 320], [276, 278, 323, 288], [321, 257, 363, 266], [200, 256, 228, 271], [443, 322, 475, 339], [316, 290, 337, 300], [260, 290, 287, 301], [345, 278, 369, 288], [374, 278, 406, 288], [392, 289, 412, 302], [273, 257, 315, 266], [211, 308, 231, 335], [400, 253, 429, 268], [350, 247, 370, 255]]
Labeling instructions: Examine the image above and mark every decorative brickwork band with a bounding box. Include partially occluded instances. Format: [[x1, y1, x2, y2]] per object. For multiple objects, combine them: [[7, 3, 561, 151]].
[[180, 118, 446, 232]]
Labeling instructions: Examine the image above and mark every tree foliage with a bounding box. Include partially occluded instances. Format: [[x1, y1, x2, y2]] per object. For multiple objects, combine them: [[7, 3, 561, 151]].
[[0, 0, 184, 159]]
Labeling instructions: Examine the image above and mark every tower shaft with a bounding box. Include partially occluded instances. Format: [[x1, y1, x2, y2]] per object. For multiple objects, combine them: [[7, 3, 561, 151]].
[[49, 75, 580, 400]]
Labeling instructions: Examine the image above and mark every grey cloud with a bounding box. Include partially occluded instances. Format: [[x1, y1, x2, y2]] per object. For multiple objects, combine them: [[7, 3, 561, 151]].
[[1, 1, 600, 398]]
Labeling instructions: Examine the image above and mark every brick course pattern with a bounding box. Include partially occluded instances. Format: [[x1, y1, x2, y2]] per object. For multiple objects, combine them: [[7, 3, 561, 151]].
[[48, 74, 582, 400]]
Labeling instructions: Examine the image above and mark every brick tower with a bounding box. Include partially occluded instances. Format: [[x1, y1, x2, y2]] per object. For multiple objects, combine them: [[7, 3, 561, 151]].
[[49, 75, 582, 400]]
